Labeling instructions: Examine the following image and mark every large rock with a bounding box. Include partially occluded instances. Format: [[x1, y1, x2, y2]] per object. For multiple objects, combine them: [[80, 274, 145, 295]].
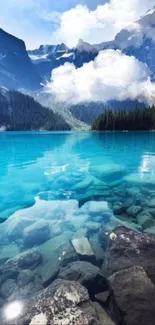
[[23, 221, 51, 248], [0, 280, 101, 325], [17, 248, 42, 269], [71, 237, 95, 261], [109, 266, 155, 325], [6, 216, 35, 241], [104, 226, 155, 283], [0, 244, 20, 264], [81, 201, 113, 222], [136, 211, 155, 229], [93, 302, 116, 325], [38, 232, 77, 286], [58, 261, 108, 295], [90, 164, 126, 182]]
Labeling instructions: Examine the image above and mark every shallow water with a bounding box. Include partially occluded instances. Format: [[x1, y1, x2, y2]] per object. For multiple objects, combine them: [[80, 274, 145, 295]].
[[1, 131, 155, 308]]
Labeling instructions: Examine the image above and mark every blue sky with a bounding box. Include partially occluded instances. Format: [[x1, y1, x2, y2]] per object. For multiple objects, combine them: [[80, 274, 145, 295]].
[[0, 0, 154, 49]]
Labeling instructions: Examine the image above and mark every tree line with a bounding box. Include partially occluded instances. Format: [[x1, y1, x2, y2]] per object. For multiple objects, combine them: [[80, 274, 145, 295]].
[[0, 89, 70, 131], [92, 106, 155, 131]]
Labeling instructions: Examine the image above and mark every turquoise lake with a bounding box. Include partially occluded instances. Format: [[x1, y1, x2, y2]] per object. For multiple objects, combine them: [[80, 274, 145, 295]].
[[1, 131, 155, 305], [1, 131, 155, 221]]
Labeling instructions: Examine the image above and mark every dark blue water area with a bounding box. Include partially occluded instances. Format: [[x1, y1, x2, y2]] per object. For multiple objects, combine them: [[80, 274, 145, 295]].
[[0, 131, 155, 312]]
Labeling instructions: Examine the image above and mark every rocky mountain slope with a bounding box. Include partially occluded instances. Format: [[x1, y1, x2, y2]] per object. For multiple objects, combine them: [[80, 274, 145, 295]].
[[96, 7, 155, 76], [0, 88, 70, 131], [0, 29, 41, 90]]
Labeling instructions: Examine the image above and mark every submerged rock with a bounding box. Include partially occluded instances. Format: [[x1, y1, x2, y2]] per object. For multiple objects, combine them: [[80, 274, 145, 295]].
[[104, 226, 155, 284], [93, 302, 116, 325], [127, 205, 142, 217], [90, 164, 126, 182], [0, 280, 101, 325], [17, 248, 42, 269], [0, 244, 20, 264], [38, 232, 77, 286], [58, 261, 108, 295], [71, 237, 95, 261], [6, 216, 34, 241], [23, 220, 51, 248], [109, 266, 155, 325], [136, 211, 155, 229]]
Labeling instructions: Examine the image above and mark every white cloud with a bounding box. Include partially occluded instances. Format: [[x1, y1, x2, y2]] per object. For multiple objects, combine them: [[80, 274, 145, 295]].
[[50, 0, 155, 47], [45, 49, 155, 105]]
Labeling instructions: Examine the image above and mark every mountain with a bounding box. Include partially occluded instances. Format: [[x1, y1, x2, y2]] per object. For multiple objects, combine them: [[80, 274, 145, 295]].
[[0, 88, 70, 131], [95, 7, 155, 75], [70, 100, 145, 125], [0, 28, 41, 90], [28, 40, 98, 82]]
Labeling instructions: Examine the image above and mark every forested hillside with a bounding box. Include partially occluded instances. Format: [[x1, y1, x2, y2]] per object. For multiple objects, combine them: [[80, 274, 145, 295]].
[[0, 89, 70, 131], [92, 106, 155, 131]]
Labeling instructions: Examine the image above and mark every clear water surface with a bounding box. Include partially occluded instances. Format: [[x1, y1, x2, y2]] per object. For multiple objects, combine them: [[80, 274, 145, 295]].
[[1, 131, 155, 309]]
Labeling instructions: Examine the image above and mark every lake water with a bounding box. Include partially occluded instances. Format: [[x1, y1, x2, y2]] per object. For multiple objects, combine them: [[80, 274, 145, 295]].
[[1, 131, 155, 309]]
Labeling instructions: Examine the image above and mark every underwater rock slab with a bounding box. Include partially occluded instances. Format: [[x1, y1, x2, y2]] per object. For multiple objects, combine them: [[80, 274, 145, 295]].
[[23, 220, 51, 248], [0, 244, 20, 264], [58, 261, 108, 295], [72, 237, 94, 260], [136, 211, 155, 229], [93, 302, 116, 325], [38, 231, 77, 286], [124, 173, 155, 185], [0, 280, 100, 325], [5, 216, 35, 241], [109, 266, 155, 325], [104, 226, 155, 284], [89, 164, 126, 182], [81, 201, 113, 222]]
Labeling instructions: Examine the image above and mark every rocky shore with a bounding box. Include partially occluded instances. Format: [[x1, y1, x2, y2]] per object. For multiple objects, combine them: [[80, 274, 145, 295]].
[[1, 163, 155, 324], [1, 223, 155, 324]]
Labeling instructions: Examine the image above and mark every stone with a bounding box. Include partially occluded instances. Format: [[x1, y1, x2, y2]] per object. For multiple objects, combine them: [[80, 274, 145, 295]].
[[23, 221, 51, 248], [109, 266, 155, 325], [148, 198, 155, 208], [124, 172, 155, 185], [93, 302, 116, 325], [0, 279, 17, 299], [89, 235, 105, 264], [104, 226, 155, 284], [0, 258, 19, 283], [73, 228, 88, 238], [126, 187, 140, 196], [84, 221, 101, 232], [95, 291, 110, 304], [81, 201, 113, 223], [136, 211, 155, 229], [0, 280, 100, 325], [6, 216, 34, 240], [58, 261, 108, 295], [17, 248, 42, 269], [17, 269, 34, 287], [0, 244, 20, 264], [127, 205, 142, 217], [112, 203, 124, 215], [90, 164, 126, 182], [71, 237, 94, 259], [38, 232, 77, 286]]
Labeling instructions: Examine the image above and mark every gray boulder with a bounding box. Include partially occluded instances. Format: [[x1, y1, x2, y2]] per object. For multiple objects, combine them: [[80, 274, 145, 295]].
[[109, 266, 155, 325], [0, 280, 100, 325], [104, 226, 155, 284], [6, 217, 34, 241], [23, 221, 51, 248], [58, 261, 108, 295]]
